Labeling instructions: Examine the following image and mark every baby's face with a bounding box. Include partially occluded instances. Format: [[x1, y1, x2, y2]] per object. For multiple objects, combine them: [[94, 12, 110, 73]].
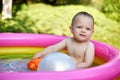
[[70, 16, 94, 42]]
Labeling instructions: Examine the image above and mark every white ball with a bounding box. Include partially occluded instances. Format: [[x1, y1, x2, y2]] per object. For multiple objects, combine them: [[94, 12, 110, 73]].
[[37, 52, 76, 71]]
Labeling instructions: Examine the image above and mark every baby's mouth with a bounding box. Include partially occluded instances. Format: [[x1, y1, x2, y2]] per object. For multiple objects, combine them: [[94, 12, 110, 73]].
[[79, 34, 86, 37]]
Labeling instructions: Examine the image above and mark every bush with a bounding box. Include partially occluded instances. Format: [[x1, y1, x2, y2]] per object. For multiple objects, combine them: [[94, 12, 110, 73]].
[[0, 16, 37, 33], [102, 0, 120, 22], [0, 3, 120, 49]]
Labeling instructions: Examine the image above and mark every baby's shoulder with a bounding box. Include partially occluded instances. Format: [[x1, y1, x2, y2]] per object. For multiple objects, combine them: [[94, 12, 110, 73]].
[[62, 38, 73, 45], [63, 37, 72, 41], [88, 41, 94, 45], [64, 37, 73, 43], [88, 41, 94, 48]]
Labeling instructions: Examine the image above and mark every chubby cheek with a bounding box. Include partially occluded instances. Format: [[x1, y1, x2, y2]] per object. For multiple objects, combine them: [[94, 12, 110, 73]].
[[73, 31, 80, 36], [73, 29, 80, 34], [87, 32, 93, 38], [70, 27, 78, 33], [70, 29, 76, 35]]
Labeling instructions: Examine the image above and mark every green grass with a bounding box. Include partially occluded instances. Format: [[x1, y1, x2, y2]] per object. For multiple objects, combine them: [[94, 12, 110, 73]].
[[0, 3, 120, 50]]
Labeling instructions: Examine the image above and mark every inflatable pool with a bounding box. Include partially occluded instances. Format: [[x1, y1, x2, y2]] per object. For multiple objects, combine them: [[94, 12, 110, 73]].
[[0, 33, 120, 80]]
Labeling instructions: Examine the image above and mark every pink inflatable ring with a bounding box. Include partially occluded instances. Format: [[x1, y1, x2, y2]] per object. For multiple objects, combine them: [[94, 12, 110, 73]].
[[0, 33, 120, 80]]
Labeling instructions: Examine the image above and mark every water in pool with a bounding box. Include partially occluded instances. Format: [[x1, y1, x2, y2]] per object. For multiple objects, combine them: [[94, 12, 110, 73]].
[[0, 59, 32, 72], [0, 58, 99, 72]]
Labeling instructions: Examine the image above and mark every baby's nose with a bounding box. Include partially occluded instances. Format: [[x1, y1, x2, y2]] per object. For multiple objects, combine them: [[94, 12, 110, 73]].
[[81, 29, 86, 33]]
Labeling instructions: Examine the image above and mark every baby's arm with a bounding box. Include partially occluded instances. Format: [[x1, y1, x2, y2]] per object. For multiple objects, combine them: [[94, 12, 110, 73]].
[[76, 42, 95, 68], [33, 38, 67, 58]]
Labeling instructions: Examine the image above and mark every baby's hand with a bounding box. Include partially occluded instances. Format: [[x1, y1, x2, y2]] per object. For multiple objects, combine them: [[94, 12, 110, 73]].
[[27, 57, 42, 71], [33, 52, 43, 59]]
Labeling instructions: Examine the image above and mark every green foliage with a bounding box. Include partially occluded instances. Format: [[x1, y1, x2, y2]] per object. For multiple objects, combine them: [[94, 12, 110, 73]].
[[0, 3, 120, 49], [0, 16, 38, 33], [12, 0, 91, 5], [102, 0, 120, 22]]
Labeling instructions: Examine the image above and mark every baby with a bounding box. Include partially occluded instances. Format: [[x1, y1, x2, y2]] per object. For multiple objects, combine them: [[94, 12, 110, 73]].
[[33, 11, 95, 69]]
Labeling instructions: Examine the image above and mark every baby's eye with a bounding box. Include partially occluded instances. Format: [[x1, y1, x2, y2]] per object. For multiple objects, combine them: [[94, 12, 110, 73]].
[[76, 26, 82, 28], [86, 28, 91, 30]]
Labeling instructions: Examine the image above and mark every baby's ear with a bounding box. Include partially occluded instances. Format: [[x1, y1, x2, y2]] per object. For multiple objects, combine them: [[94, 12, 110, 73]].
[[92, 30, 94, 33], [70, 26, 73, 33]]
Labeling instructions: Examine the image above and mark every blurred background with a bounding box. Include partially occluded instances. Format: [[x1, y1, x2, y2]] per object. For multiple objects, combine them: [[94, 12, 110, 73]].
[[0, 0, 120, 49]]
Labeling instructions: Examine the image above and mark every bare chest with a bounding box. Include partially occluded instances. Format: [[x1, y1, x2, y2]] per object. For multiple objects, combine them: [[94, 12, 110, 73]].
[[67, 44, 87, 57]]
